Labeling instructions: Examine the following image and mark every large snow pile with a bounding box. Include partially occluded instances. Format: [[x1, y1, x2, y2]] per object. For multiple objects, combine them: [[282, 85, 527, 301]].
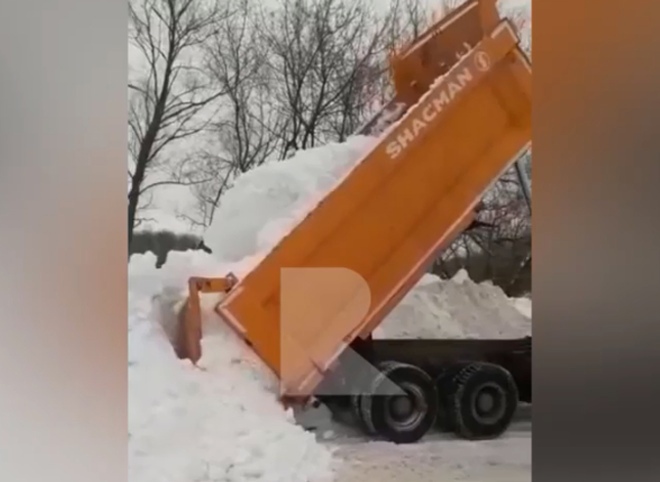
[[129, 135, 381, 482], [203, 136, 378, 264], [375, 270, 531, 340], [129, 252, 337, 482], [511, 296, 532, 318]]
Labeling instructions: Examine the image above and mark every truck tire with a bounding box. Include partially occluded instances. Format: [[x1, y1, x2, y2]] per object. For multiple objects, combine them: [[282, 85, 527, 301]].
[[350, 393, 376, 435], [448, 362, 518, 440], [361, 361, 438, 444], [435, 362, 471, 432]]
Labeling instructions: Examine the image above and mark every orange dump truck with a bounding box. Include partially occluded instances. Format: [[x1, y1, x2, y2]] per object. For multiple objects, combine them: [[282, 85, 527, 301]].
[[176, 0, 531, 444]]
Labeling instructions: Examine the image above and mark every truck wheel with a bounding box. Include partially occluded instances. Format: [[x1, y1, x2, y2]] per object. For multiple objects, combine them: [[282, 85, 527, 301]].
[[362, 361, 438, 444], [350, 393, 376, 435], [448, 362, 518, 440], [435, 362, 470, 432]]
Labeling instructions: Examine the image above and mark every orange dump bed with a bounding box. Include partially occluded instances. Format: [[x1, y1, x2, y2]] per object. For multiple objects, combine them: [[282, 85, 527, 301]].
[[215, 1, 531, 398]]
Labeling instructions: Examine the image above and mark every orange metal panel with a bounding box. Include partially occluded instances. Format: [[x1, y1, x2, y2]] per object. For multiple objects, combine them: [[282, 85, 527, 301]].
[[216, 17, 531, 398], [390, 0, 500, 104]]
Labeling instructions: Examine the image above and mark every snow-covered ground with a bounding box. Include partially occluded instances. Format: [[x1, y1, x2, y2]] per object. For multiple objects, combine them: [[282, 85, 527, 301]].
[[333, 433, 531, 482], [128, 131, 379, 482], [129, 252, 338, 482], [129, 251, 531, 482], [310, 403, 531, 482]]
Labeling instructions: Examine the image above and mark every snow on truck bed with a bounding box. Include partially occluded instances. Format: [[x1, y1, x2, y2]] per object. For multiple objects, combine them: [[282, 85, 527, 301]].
[[375, 271, 531, 340], [128, 134, 531, 482]]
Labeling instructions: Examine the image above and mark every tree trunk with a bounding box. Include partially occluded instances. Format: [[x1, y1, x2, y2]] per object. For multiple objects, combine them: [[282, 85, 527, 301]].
[[127, 63, 173, 251]]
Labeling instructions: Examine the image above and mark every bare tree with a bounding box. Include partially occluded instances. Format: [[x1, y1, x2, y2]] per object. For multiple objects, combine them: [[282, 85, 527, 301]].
[[432, 178, 531, 294], [127, 0, 233, 246], [320, 0, 434, 140], [182, 0, 284, 228], [183, 0, 429, 229], [257, 0, 404, 159], [431, 151, 532, 293], [438, 0, 465, 13], [428, 0, 532, 294], [386, 0, 434, 47]]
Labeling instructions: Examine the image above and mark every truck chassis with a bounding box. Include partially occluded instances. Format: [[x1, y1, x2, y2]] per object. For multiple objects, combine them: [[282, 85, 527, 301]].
[[316, 336, 531, 444]]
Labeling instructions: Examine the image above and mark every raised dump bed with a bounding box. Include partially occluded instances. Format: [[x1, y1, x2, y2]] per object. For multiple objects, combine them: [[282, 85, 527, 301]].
[[175, 0, 532, 444], [214, 19, 531, 396]]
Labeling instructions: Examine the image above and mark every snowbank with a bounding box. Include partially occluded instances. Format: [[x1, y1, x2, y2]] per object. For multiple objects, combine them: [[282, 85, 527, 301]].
[[203, 135, 378, 264], [510, 296, 532, 319], [129, 135, 386, 482], [375, 270, 531, 340], [129, 252, 336, 482]]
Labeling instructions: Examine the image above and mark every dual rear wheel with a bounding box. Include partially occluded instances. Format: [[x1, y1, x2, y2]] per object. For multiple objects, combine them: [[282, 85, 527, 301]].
[[352, 360, 518, 444]]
